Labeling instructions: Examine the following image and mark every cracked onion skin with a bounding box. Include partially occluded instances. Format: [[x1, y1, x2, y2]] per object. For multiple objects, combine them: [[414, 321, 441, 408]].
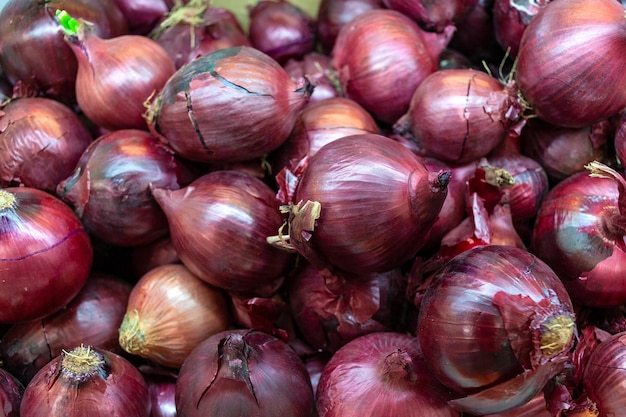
[[0, 187, 93, 323], [147, 45, 312, 163]]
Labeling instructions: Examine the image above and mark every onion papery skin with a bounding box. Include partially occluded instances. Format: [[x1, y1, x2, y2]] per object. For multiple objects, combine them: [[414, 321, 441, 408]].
[[152, 170, 293, 297], [289, 134, 449, 276], [56, 129, 197, 247], [531, 167, 626, 307], [0, 273, 131, 385], [0, 0, 128, 104], [0, 97, 93, 193], [520, 118, 612, 184], [417, 245, 576, 415], [176, 329, 316, 417], [331, 9, 439, 125], [284, 52, 340, 107], [118, 263, 230, 369], [582, 332, 626, 415], [20, 346, 150, 417], [492, 0, 550, 57], [395, 68, 519, 164], [151, 5, 251, 70], [481, 391, 551, 417], [515, 0, 626, 128], [64, 24, 176, 131], [112, 0, 171, 35], [382, 0, 478, 33], [270, 96, 379, 174], [316, 331, 460, 417], [0, 368, 24, 417], [288, 262, 408, 353], [248, 1, 316, 65], [0, 187, 93, 323], [316, 0, 384, 53], [147, 46, 312, 163]]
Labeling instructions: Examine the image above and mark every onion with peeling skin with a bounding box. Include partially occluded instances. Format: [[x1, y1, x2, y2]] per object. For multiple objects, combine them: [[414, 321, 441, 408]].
[[0, 187, 93, 323], [20, 345, 150, 417], [0, 368, 23, 417], [118, 263, 231, 369], [146, 46, 312, 164], [0, 97, 93, 194], [0, 273, 131, 385]]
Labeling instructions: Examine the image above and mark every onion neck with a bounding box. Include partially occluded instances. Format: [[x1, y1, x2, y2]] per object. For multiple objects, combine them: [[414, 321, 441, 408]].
[[60, 345, 108, 385], [380, 349, 417, 386], [539, 314, 576, 356], [0, 190, 16, 211], [118, 309, 147, 356]]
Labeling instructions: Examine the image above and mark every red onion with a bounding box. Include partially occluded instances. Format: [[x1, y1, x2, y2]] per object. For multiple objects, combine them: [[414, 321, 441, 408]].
[[382, 0, 478, 32], [146, 46, 312, 163], [481, 391, 551, 417], [288, 262, 408, 353], [175, 329, 316, 417], [151, 2, 251, 69], [118, 264, 230, 369], [0, 273, 131, 384], [152, 170, 294, 297], [0, 97, 93, 193], [248, 1, 316, 65], [229, 293, 293, 341], [0, 0, 128, 104], [417, 244, 576, 415], [112, 0, 171, 34], [581, 332, 626, 415], [283, 52, 340, 106], [437, 48, 473, 70], [316, 0, 384, 53], [316, 331, 460, 417], [394, 68, 522, 164], [0, 368, 23, 417], [615, 111, 626, 166], [270, 96, 379, 174], [56, 10, 176, 131], [56, 129, 197, 247], [448, 0, 503, 65], [515, 0, 626, 127], [0, 187, 93, 323], [492, 0, 549, 57], [532, 162, 626, 308], [145, 373, 177, 417], [279, 134, 449, 276], [20, 345, 150, 417], [520, 118, 613, 184], [331, 9, 440, 125]]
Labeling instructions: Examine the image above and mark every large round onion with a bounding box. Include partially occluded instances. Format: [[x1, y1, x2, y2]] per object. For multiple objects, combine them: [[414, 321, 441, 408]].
[[515, 0, 626, 127], [147, 46, 312, 163], [152, 170, 294, 297], [417, 244, 576, 415], [285, 133, 449, 276]]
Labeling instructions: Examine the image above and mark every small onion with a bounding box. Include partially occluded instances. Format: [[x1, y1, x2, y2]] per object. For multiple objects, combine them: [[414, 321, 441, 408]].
[[152, 170, 294, 297], [0, 368, 24, 417], [283, 51, 340, 106], [145, 373, 177, 417], [151, 2, 251, 69], [112, 0, 171, 34], [58, 10, 176, 130], [417, 244, 576, 415], [382, 0, 478, 32], [0, 96, 93, 193], [515, 0, 626, 127], [0, 0, 128, 104], [20, 345, 150, 417], [394, 68, 521, 164], [0, 273, 131, 384], [248, 0, 316, 65], [56, 129, 198, 247], [331, 9, 440, 124], [0, 187, 93, 323], [492, 0, 550, 57], [176, 329, 316, 417], [147, 46, 312, 163], [531, 162, 626, 308], [118, 264, 230, 369], [316, 331, 460, 417], [282, 134, 449, 276]]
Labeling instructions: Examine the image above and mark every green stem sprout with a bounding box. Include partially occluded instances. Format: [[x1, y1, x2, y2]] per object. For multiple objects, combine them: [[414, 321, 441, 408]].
[[56, 9, 81, 36]]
